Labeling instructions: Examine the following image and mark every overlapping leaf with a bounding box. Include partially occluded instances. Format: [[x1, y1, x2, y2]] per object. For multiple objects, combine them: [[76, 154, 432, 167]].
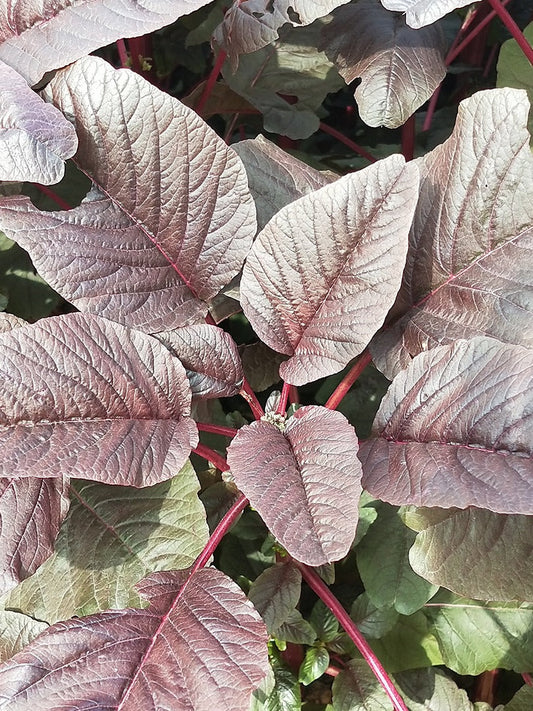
[[371, 89, 533, 378], [380, 0, 477, 29], [227, 405, 361, 566], [0, 313, 197, 485], [0, 611, 48, 664], [0, 0, 214, 85], [0, 568, 269, 710], [155, 325, 243, 399], [320, 0, 447, 128], [0, 60, 77, 183], [247, 562, 303, 635], [394, 668, 478, 711], [0, 56, 256, 332], [360, 337, 533, 515], [241, 155, 419, 385], [0, 477, 69, 597]]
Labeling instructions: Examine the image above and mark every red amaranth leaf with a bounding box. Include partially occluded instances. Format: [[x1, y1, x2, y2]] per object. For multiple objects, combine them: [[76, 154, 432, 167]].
[[0, 313, 197, 486], [0, 568, 269, 710], [227, 405, 361, 566], [360, 337, 533, 514]]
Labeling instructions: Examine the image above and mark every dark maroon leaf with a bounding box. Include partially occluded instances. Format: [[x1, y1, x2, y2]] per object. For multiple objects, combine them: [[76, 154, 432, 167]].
[[155, 325, 244, 399], [0, 313, 197, 486], [0, 568, 269, 710], [320, 0, 446, 128], [380, 0, 476, 29], [371, 88, 533, 378], [0, 60, 77, 184], [361, 337, 533, 514], [0, 477, 69, 596], [241, 155, 419, 385], [0, 0, 215, 85], [227, 405, 361, 566]]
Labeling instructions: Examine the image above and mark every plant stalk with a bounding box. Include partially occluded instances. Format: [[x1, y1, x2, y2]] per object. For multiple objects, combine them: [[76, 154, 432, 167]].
[[192, 493, 249, 572], [32, 185, 72, 211], [325, 351, 372, 410], [319, 122, 377, 163], [240, 380, 265, 419], [196, 422, 239, 438], [192, 443, 230, 472], [196, 49, 228, 116], [486, 0, 533, 65], [276, 382, 291, 415]]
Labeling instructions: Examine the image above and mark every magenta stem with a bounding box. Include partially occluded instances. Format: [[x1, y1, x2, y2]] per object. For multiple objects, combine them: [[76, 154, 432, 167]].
[[196, 422, 239, 438], [486, 0, 533, 65], [276, 382, 291, 416], [196, 49, 228, 116], [193, 494, 249, 572], [288, 385, 299, 406], [32, 185, 72, 211], [240, 381, 265, 420], [192, 443, 230, 472], [296, 563, 408, 711], [523, 673, 533, 686], [319, 122, 377, 163], [447, 0, 513, 65], [326, 351, 372, 411], [116, 39, 129, 68]]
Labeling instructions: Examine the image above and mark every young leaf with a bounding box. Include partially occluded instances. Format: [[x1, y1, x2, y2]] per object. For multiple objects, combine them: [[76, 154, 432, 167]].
[[380, 0, 475, 29], [0, 568, 269, 710], [406, 508, 533, 601], [298, 645, 329, 686], [155, 325, 244, 399], [371, 88, 533, 377], [0, 60, 77, 183], [248, 562, 303, 634], [320, 0, 446, 128], [328, 658, 392, 710], [0, 56, 256, 332], [0, 0, 215, 85], [0, 611, 48, 664], [227, 406, 361, 566], [0, 313, 198, 486], [0, 477, 69, 596], [360, 337, 533, 515], [241, 155, 419, 385], [3, 463, 209, 623]]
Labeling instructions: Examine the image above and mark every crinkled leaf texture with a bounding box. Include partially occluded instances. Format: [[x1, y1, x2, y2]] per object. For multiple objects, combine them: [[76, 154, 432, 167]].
[[0, 568, 269, 710], [0, 56, 257, 332], [241, 154, 419, 385], [0, 611, 48, 664], [214, 0, 351, 67], [320, 0, 446, 128], [0, 60, 77, 183], [155, 325, 243, 399], [380, 0, 477, 29], [247, 562, 303, 634], [372, 88, 533, 378], [0, 477, 69, 596], [227, 405, 361, 566], [361, 337, 533, 515], [0, 0, 214, 85], [0, 313, 198, 486]]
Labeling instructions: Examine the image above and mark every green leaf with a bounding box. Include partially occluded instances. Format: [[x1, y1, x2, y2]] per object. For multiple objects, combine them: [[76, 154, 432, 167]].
[[2, 462, 208, 623], [423, 591, 533, 675], [298, 646, 330, 686], [327, 659, 392, 710], [350, 593, 399, 639], [356, 503, 438, 614], [0, 610, 48, 663], [497, 22, 533, 140], [248, 563, 303, 634], [273, 609, 317, 646], [310, 600, 340, 643], [352, 492, 379, 548], [394, 668, 476, 710], [406, 508, 533, 601], [503, 685, 533, 711], [251, 660, 301, 711]]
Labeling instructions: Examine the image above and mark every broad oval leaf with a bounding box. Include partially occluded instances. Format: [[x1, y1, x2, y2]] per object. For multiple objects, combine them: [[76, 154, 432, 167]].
[[360, 337, 533, 514], [227, 405, 361, 566], [247, 562, 303, 634], [320, 0, 447, 128], [0, 568, 269, 710], [0, 477, 69, 596], [155, 324, 244, 399], [241, 155, 419, 385], [380, 0, 477, 29], [0, 0, 215, 85], [0, 56, 257, 332], [0, 313, 198, 486], [0, 60, 77, 184], [371, 88, 533, 378]]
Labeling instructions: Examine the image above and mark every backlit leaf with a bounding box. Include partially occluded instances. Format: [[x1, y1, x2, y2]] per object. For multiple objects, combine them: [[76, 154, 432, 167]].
[[241, 155, 418, 385], [321, 0, 446, 128], [227, 406, 361, 566], [0, 568, 269, 710], [0, 611, 48, 664], [0, 313, 197, 485], [380, 0, 477, 29], [360, 337, 533, 515]]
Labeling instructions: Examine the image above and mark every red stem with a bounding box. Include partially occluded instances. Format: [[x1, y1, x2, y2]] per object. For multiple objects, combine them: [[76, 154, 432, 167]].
[[196, 50, 228, 116], [276, 382, 291, 416], [319, 122, 377, 163], [447, 0, 513, 65], [523, 673, 533, 685], [486, 0, 533, 65], [240, 380, 265, 420], [116, 39, 129, 68], [296, 563, 408, 711], [401, 114, 416, 162], [32, 185, 72, 211], [288, 385, 299, 406], [193, 443, 230, 472], [196, 422, 239, 438], [193, 494, 249, 571], [325, 351, 372, 410], [325, 665, 341, 677]]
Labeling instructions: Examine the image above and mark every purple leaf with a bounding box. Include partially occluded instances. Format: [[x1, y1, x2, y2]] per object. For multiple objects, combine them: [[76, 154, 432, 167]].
[[380, 0, 477, 29], [360, 337, 533, 514], [0, 60, 77, 184], [0, 56, 256, 332], [155, 325, 244, 399], [371, 88, 533, 378], [241, 155, 419, 385], [0, 313, 197, 486], [0, 568, 269, 710], [0, 0, 215, 85], [227, 405, 361, 566], [0, 477, 69, 596], [320, 0, 447, 128]]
